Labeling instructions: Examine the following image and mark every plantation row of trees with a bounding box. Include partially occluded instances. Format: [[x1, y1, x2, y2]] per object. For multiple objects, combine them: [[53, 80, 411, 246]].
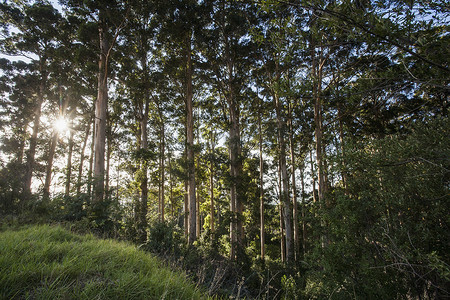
[[1, 0, 448, 298]]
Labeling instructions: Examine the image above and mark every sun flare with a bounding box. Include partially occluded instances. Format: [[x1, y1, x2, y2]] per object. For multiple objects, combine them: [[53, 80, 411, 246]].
[[54, 117, 69, 135]]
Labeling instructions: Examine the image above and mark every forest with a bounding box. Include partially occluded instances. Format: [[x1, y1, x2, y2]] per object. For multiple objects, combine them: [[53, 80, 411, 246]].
[[0, 0, 449, 298]]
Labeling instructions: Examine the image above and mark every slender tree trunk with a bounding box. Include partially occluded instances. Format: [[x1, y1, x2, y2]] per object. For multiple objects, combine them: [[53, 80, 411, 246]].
[[186, 32, 197, 245], [93, 16, 109, 207], [77, 118, 91, 195], [278, 162, 286, 263], [105, 115, 111, 200], [23, 56, 47, 200], [311, 30, 330, 249], [228, 96, 241, 260], [43, 132, 58, 200], [65, 120, 74, 197], [274, 89, 293, 263], [138, 98, 149, 241], [337, 104, 348, 191], [196, 117, 201, 238], [288, 103, 299, 261], [87, 119, 95, 200], [16, 122, 28, 164], [209, 131, 215, 234], [300, 166, 307, 256], [13, 122, 28, 200], [169, 154, 174, 218], [258, 103, 265, 261], [196, 183, 200, 238], [226, 59, 242, 260], [312, 42, 325, 204], [159, 121, 165, 223], [134, 121, 142, 232], [184, 180, 188, 237], [309, 150, 317, 203]]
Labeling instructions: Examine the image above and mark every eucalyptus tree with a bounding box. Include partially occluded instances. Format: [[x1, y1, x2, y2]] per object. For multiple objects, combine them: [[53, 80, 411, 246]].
[[0, 2, 63, 202], [152, 0, 210, 244], [0, 59, 34, 210], [202, 0, 258, 259], [113, 0, 158, 241], [61, 0, 129, 222], [252, 2, 300, 262]]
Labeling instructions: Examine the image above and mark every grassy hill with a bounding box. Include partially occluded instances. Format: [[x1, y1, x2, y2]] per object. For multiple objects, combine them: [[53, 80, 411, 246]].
[[0, 225, 208, 299]]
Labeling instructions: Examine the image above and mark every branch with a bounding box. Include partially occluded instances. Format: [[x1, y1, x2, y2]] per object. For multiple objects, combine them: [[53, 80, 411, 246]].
[[263, 0, 450, 73]]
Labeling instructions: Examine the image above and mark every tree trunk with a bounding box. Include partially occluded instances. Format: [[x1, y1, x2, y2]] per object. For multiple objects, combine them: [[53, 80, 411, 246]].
[[138, 98, 149, 242], [274, 88, 293, 263], [196, 183, 200, 238], [226, 56, 242, 261], [311, 28, 329, 249], [288, 103, 299, 261], [337, 104, 348, 191], [258, 102, 265, 261], [312, 43, 325, 205], [87, 119, 95, 200], [309, 150, 317, 203], [65, 120, 74, 197], [77, 118, 91, 195], [159, 119, 165, 223], [93, 15, 109, 207], [105, 113, 111, 200], [169, 154, 174, 218], [184, 180, 188, 237], [300, 166, 307, 256], [278, 162, 286, 263], [23, 56, 47, 200], [196, 116, 201, 238], [43, 132, 58, 200], [186, 32, 197, 245], [209, 132, 216, 234]]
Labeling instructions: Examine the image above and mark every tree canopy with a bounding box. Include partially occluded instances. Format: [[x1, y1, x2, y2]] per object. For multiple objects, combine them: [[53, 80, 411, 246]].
[[0, 0, 448, 298]]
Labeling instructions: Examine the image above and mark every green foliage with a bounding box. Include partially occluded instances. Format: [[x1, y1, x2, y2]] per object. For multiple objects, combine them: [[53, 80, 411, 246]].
[[0, 225, 207, 299], [304, 117, 450, 299], [142, 221, 184, 256]]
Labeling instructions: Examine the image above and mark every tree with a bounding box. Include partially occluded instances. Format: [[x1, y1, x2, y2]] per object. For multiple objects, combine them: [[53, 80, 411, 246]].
[[1, 2, 63, 202]]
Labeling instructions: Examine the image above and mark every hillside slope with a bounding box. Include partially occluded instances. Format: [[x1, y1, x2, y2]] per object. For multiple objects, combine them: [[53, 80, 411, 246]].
[[0, 225, 207, 299]]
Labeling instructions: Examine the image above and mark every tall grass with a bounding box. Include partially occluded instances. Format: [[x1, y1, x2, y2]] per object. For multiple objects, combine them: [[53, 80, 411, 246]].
[[0, 225, 208, 299]]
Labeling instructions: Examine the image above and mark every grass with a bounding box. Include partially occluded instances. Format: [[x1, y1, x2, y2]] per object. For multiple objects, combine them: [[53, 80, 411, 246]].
[[0, 225, 209, 299]]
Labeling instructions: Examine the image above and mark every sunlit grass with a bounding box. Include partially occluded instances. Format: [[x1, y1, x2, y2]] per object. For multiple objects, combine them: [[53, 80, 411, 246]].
[[0, 225, 209, 299]]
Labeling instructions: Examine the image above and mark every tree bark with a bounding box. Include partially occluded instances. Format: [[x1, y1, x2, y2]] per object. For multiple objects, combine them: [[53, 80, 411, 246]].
[[138, 97, 149, 241], [43, 132, 58, 200], [226, 50, 243, 261], [93, 14, 109, 207], [77, 117, 91, 195], [258, 101, 265, 261], [337, 104, 348, 191], [105, 113, 111, 200], [274, 85, 293, 263], [309, 150, 317, 203], [209, 131, 216, 234], [87, 119, 95, 200], [160, 116, 165, 223], [169, 154, 174, 218], [186, 32, 197, 245], [278, 161, 286, 263], [300, 166, 307, 256], [288, 102, 299, 261], [23, 56, 47, 200], [65, 120, 74, 197]]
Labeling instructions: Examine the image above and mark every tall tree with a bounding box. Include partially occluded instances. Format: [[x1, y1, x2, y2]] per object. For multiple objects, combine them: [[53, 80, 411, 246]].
[[203, 0, 256, 259], [1, 2, 62, 201]]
